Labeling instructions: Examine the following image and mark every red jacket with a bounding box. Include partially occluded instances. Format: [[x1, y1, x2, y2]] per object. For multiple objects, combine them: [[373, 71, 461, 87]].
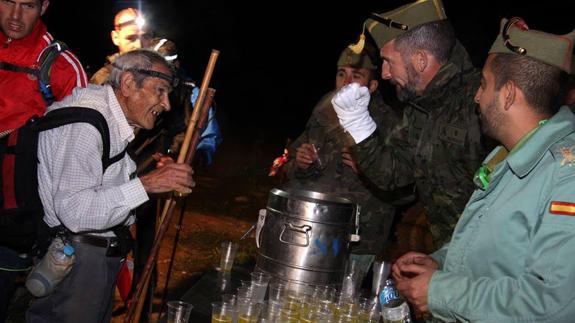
[[0, 20, 87, 133]]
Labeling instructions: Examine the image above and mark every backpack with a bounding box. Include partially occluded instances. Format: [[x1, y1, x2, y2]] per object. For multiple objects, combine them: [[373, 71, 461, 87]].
[[0, 107, 127, 253], [0, 39, 67, 105]]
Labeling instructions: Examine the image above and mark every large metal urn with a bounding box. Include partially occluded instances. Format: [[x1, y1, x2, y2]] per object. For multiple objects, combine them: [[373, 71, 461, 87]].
[[256, 188, 359, 286]]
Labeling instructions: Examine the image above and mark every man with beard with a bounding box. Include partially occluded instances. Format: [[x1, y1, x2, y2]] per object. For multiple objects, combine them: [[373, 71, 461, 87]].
[[332, 0, 490, 249], [390, 18, 575, 322]]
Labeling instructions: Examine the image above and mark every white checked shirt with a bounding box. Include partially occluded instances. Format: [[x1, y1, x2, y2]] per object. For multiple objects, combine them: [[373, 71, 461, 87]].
[[38, 85, 149, 236]]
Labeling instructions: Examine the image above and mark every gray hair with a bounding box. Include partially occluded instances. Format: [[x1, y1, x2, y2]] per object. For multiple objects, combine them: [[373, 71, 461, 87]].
[[108, 49, 172, 89], [394, 20, 456, 65]]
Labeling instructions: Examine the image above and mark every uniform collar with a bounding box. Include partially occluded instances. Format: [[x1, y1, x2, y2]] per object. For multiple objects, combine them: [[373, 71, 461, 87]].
[[106, 85, 135, 142], [411, 41, 478, 111], [507, 106, 575, 177]]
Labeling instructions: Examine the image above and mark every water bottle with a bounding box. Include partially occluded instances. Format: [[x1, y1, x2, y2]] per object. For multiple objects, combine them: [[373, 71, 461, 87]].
[[379, 279, 412, 323], [26, 237, 76, 297]]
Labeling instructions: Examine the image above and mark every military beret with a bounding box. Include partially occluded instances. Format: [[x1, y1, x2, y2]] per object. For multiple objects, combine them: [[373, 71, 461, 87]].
[[365, 0, 447, 49], [337, 45, 377, 70], [489, 18, 575, 74]]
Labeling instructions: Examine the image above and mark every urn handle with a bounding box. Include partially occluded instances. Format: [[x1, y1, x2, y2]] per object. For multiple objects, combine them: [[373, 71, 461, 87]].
[[279, 221, 311, 247]]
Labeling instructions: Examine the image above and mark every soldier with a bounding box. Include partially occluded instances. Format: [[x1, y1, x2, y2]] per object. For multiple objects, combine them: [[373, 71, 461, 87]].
[[392, 18, 575, 322], [332, 0, 491, 249], [285, 42, 406, 274]]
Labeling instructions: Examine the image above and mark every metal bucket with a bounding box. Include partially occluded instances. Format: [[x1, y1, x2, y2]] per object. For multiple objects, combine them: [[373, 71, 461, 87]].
[[256, 188, 359, 286]]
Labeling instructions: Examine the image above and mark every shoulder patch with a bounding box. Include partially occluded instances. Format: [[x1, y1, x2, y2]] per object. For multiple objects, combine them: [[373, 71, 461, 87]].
[[439, 122, 467, 146], [550, 201, 575, 216], [558, 145, 575, 167]]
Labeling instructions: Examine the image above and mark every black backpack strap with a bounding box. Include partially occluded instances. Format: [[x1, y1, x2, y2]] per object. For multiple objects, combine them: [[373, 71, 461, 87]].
[[36, 40, 68, 106], [0, 62, 39, 77], [39, 107, 115, 170], [105, 148, 127, 170]]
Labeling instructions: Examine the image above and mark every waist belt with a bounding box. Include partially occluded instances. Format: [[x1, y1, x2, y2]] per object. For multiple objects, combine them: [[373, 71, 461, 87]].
[[68, 234, 118, 249]]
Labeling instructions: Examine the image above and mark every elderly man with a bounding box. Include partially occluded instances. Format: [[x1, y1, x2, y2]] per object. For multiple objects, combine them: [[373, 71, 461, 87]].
[[332, 0, 491, 249], [392, 18, 575, 322], [90, 8, 146, 85], [26, 49, 194, 323]]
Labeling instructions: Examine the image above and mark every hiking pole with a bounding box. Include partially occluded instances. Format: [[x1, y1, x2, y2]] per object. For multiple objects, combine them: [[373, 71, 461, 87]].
[[158, 89, 216, 316], [125, 50, 220, 323]]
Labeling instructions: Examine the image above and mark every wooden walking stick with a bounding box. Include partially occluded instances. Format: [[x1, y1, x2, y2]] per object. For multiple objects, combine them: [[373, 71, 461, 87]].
[[125, 50, 220, 323], [158, 88, 216, 317]]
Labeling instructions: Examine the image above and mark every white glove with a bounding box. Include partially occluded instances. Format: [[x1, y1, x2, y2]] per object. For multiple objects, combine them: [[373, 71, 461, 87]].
[[332, 83, 376, 143]]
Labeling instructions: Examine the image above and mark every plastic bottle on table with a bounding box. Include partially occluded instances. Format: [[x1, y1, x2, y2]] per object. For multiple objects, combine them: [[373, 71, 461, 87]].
[[26, 236, 76, 297]]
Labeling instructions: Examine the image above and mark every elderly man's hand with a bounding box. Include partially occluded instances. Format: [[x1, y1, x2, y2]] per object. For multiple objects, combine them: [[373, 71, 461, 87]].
[[139, 162, 194, 194]]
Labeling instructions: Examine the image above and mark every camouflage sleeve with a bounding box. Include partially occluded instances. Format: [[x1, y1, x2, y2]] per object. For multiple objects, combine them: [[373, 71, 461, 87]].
[[354, 112, 416, 191]]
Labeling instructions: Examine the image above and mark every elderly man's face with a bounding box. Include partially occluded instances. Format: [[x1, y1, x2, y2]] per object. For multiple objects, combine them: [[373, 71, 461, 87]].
[[124, 63, 173, 130], [0, 0, 47, 40]]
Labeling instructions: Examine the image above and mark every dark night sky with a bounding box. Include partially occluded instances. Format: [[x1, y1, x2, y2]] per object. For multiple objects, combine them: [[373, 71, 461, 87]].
[[42, 1, 574, 161]]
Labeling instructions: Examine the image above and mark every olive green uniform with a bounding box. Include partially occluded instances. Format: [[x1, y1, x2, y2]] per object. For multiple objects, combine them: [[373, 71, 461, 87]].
[[354, 42, 491, 248]]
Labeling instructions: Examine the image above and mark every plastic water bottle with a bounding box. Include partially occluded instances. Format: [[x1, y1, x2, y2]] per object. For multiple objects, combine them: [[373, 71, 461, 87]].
[[26, 237, 76, 297], [379, 279, 412, 323]]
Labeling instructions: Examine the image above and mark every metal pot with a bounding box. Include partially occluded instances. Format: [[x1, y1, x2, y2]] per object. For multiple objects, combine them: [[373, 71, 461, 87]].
[[256, 188, 359, 286]]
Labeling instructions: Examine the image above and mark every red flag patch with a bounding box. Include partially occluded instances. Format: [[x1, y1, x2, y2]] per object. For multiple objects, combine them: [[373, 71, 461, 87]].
[[550, 201, 575, 216]]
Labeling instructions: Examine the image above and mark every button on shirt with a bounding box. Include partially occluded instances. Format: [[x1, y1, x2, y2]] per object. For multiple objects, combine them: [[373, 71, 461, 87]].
[[38, 85, 149, 236], [428, 106, 575, 322]]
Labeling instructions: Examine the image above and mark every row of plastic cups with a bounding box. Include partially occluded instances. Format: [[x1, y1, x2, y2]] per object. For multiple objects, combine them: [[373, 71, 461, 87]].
[[213, 293, 379, 323], [212, 300, 262, 323]]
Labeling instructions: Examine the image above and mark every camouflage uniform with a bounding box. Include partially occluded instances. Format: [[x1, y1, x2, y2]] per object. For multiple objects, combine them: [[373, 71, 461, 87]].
[[286, 90, 403, 255], [354, 42, 490, 248]]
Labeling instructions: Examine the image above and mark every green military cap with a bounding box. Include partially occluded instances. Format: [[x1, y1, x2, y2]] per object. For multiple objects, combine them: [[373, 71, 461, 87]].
[[337, 44, 377, 70], [365, 0, 447, 49], [489, 18, 575, 74]]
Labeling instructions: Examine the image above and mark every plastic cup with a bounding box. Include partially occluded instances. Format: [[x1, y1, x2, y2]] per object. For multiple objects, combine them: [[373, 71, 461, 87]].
[[250, 271, 271, 303], [167, 300, 193, 323], [372, 260, 392, 296], [219, 241, 239, 272], [211, 301, 235, 323], [237, 302, 261, 323]]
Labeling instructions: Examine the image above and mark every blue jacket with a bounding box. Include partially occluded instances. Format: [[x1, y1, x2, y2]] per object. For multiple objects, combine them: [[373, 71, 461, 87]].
[[429, 106, 575, 322]]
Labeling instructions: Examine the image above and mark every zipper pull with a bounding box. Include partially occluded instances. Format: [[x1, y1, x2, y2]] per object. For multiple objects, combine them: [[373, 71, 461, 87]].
[[3, 37, 12, 48]]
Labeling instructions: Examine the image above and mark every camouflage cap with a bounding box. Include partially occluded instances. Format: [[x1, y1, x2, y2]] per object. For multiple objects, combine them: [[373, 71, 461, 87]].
[[489, 18, 575, 74], [365, 0, 447, 49], [337, 44, 377, 70]]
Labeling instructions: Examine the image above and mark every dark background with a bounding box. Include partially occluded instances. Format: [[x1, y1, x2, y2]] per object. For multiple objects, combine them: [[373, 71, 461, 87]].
[[43, 1, 574, 175]]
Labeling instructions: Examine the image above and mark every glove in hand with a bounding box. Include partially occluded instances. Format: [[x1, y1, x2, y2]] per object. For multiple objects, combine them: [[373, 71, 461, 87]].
[[332, 83, 376, 143]]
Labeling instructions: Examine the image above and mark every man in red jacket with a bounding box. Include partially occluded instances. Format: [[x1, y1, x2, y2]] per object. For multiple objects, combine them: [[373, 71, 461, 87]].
[[0, 0, 87, 134], [0, 0, 87, 321]]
